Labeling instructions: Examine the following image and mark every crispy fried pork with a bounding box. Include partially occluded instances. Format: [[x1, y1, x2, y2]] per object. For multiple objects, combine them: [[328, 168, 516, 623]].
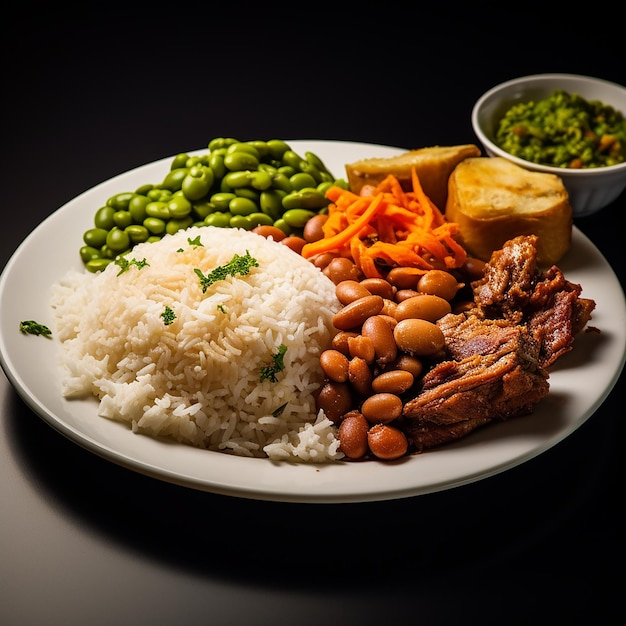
[[402, 234, 596, 452]]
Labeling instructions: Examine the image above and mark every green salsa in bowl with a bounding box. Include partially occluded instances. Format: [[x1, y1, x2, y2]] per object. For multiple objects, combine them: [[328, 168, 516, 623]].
[[472, 73, 626, 216]]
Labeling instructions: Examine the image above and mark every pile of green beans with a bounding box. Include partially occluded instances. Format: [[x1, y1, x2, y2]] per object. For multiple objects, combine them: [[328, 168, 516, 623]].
[[80, 138, 348, 272]]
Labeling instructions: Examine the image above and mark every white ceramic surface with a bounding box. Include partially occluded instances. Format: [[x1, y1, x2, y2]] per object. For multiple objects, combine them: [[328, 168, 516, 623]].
[[1, 140, 624, 503], [472, 73, 626, 216]]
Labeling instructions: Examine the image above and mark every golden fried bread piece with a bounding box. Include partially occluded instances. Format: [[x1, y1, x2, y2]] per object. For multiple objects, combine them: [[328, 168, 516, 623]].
[[345, 144, 481, 209], [445, 157, 572, 267]]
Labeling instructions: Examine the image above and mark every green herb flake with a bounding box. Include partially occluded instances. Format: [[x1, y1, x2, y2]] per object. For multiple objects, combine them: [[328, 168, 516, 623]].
[[161, 306, 176, 325], [176, 247, 184, 253], [115, 256, 149, 276], [194, 250, 259, 293], [187, 235, 203, 247], [260, 344, 288, 383], [217, 304, 227, 314], [272, 402, 288, 417], [19, 320, 52, 338]]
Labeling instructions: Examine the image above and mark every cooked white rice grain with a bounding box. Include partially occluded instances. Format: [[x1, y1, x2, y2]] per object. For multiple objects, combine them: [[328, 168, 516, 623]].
[[51, 226, 344, 462]]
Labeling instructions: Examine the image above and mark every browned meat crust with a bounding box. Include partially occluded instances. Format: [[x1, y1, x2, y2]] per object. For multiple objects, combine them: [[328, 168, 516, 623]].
[[402, 315, 550, 450], [401, 234, 595, 452]]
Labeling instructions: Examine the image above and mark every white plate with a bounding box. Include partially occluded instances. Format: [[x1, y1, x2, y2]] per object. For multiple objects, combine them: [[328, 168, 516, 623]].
[[1, 140, 625, 503]]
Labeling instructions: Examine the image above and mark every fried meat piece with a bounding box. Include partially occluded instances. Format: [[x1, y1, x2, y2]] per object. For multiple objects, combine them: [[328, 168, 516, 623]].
[[402, 315, 549, 451], [471, 234, 596, 367], [400, 235, 595, 452]]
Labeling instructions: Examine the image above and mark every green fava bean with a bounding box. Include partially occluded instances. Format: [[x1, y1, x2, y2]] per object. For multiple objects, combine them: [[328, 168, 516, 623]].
[[226, 142, 260, 159], [317, 181, 334, 195], [289, 172, 317, 190], [271, 172, 293, 193], [299, 161, 323, 183], [86, 258, 114, 273], [185, 155, 202, 168], [204, 211, 232, 227], [266, 139, 290, 160], [260, 189, 286, 220], [210, 192, 237, 210], [83, 227, 109, 248], [224, 151, 259, 171], [100, 244, 117, 259], [258, 162, 278, 175], [113, 210, 133, 228], [282, 189, 328, 210], [247, 212, 274, 227], [223, 170, 252, 189], [208, 137, 238, 151], [168, 194, 192, 218], [170, 153, 190, 170], [143, 217, 166, 235], [249, 170, 272, 190], [192, 201, 216, 220], [135, 183, 154, 195], [229, 196, 258, 216], [94, 205, 116, 230], [166, 216, 194, 235], [229, 214, 254, 230], [209, 152, 226, 179], [125, 225, 150, 243], [305, 151, 331, 174], [281, 150, 305, 170], [106, 227, 131, 252], [147, 188, 172, 201], [282, 208, 316, 228], [145, 201, 170, 219], [106, 192, 134, 211], [80, 245, 101, 263], [182, 165, 214, 201], [277, 165, 296, 178], [128, 194, 150, 222], [246, 140, 269, 158], [234, 187, 260, 202], [272, 218, 294, 235], [161, 167, 188, 192]]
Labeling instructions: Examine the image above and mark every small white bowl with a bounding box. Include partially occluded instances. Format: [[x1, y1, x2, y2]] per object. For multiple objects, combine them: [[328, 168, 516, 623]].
[[472, 73, 626, 217]]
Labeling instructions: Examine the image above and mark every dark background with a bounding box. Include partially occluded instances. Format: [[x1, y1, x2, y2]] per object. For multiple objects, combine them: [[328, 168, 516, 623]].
[[2, 7, 624, 625]]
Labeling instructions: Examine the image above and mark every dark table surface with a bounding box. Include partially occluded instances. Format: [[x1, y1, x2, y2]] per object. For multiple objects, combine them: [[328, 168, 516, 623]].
[[2, 9, 625, 626]]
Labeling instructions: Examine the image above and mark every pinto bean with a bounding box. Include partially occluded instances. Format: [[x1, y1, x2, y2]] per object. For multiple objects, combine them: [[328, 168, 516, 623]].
[[316, 381, 353, 424], [335, 280, 372, 305], [361, 393, 403, 423], [302, 213, 328, 242], [394, 294, 452, 322], [331, 331, 359, 356], [361, 315, 397, 365], [338, 412, 370, 459], [310, 252, 337, 270], [367, 423, 409, 460], [324, 257, 362, 284], [348, 334, 376, 363], [348, 356, 373, 397], [393, 318, 445, 356], [387, 266, 422, 290], [395, 289, 420, 302], [319, 349, 349, 383], [380, 298, 398, 318], [359, 277, 395, 300], [417, 269, 462, 301], [388, 354, 423, 378], [371, 369, 414, 394], [332, 295, 384, 330]]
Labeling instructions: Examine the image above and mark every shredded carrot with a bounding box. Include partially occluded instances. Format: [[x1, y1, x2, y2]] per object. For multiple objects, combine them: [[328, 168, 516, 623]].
[[301, 168, 466, 277]]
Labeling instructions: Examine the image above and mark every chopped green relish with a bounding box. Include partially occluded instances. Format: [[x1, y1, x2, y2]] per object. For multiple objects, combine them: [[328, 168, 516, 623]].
[[495, 89, 626, 168]]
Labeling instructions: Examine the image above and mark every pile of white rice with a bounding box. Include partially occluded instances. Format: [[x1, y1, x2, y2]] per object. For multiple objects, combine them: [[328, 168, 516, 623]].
[[51, 226, 344, 462]]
